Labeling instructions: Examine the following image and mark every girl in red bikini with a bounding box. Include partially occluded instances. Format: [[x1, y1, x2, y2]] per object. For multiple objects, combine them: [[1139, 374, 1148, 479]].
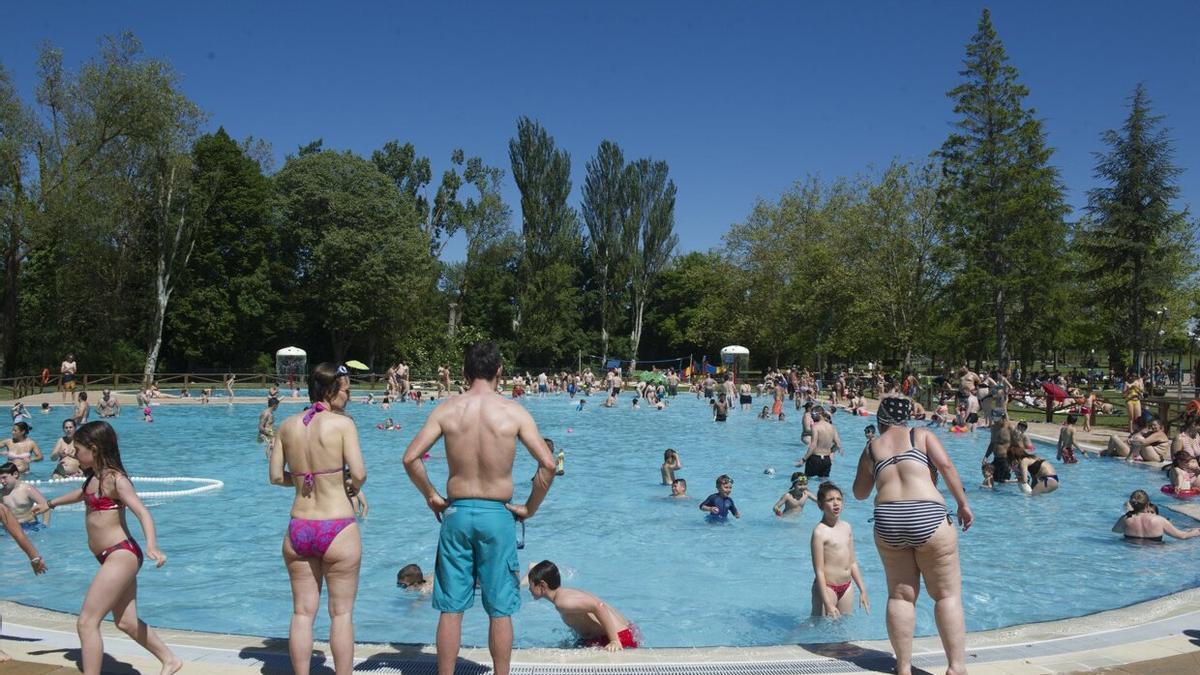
[[34, 421, 180, 675], [270, 363, 366, 675]]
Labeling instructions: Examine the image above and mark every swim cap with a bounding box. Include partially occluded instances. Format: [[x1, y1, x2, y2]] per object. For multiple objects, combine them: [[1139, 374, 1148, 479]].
[[876, 396, 912, 427]]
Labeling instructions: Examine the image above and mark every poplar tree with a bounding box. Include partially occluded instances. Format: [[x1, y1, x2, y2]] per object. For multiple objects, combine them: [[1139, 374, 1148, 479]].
[[939, 9, 1068, 372], [1083, 84, 1195, 369], [581, 140, 630, 364], [625, 158, 677, 372]]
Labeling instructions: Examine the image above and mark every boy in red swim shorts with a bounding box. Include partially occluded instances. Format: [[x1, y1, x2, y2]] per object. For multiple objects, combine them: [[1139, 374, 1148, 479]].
[[810, 483, 869, 618], [528, 560, 640, 650]]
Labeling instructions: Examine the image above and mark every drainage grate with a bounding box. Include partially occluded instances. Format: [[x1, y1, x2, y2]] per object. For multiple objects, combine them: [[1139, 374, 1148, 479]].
[[342, 654, 946, 674]]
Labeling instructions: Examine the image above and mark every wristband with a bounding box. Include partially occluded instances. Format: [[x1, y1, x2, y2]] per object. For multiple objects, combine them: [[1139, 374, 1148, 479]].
[[31, 556, 42, 563]]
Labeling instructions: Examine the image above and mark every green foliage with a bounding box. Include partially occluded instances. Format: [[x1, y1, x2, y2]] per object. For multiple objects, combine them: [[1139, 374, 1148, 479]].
[[938, 9, 1070, 370], [1082, 84, 1197, 368]]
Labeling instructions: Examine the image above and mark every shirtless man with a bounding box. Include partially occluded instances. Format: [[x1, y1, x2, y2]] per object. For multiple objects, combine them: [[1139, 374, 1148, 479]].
[[739, 381, 753, 410], [60, 353, 77, 403], [398, 361, 411, 400], [97, 389, 120, 417], [666, 370, 679, 397], [402, 341, 556, 675], [722, 377, 737, 406], [799, 407, 842, 478], [72, 391, 90, 425], [439, 364, 452, 398], [0, 462, 50, 527], [983, 410, 1014, 482], [701, 375, 716, 400], [258, 397, 280, 455]]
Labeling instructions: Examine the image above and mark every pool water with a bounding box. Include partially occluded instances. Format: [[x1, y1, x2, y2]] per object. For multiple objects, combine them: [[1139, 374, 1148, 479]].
[[4, 396, 1198, 648]]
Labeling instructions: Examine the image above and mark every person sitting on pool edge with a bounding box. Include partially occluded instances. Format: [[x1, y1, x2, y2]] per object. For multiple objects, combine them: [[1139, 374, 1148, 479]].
[[699, 474, 739, 522], [527, 560, 640, 650], [1112, 489, 1199, 542]]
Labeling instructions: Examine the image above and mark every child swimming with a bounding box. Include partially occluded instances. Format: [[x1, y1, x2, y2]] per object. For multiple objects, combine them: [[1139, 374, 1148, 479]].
[[773, 473, 816, 517], [700, 475, 739, 521]]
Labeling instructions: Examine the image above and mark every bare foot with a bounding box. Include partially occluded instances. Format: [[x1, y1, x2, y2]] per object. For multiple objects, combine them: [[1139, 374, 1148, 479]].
[[160, 656, 184, 674], [0, 648, 12, 662]]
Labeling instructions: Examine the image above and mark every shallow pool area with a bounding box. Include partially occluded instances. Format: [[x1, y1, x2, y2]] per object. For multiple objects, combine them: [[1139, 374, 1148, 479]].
[[4, 395, 1199, 649]]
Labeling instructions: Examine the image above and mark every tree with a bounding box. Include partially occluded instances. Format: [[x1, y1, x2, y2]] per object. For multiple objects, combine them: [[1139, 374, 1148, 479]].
[[1083, 84, 1196, 369], [581, 140, 630, 363], [165, 128, 277, 368], [939, 9, 1069, 372], [625, 158, 677, 371], [274, 150, 433, 362], [0, 64, 37, 376], [508, 117, 583, 365]]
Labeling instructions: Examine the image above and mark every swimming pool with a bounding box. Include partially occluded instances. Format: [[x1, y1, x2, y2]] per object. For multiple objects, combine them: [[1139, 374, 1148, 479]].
[[4, 396, 1198, 648]]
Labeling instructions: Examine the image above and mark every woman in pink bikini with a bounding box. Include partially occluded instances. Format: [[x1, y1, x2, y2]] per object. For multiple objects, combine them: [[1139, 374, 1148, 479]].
[[33, 421, 180, 675], [270, 363, 367, 675]]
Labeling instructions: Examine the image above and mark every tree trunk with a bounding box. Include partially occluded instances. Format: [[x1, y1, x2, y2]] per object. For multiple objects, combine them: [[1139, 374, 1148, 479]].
[[143, 278, 169, 384], [629, 297, 644, 373], [599, 268, 609, 364], [995, 284, 1009, 372]]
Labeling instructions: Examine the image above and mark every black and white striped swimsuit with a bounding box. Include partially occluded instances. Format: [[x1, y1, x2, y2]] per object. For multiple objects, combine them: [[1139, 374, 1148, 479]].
[[871, 435, 950, 549]]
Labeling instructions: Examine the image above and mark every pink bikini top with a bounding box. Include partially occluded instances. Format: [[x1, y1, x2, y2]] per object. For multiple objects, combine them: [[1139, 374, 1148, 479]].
[[83, 475, 122, 511]]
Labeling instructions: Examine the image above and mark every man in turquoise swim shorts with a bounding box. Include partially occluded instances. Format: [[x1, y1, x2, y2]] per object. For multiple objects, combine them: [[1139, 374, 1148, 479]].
[[403, 341, 557, 675]]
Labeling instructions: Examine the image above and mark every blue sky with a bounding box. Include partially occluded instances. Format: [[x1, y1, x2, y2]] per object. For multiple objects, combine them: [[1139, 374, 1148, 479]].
[[3, 1, 1197, 260]]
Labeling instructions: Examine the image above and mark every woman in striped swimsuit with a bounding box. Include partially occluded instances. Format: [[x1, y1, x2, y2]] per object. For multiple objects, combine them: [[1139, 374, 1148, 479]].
[[853, 396, 973, 675]]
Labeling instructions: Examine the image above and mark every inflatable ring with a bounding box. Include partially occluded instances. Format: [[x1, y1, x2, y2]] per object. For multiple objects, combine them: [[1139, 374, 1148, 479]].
[[27, 475, 224, 499], [1161, 485, 1200, 499]]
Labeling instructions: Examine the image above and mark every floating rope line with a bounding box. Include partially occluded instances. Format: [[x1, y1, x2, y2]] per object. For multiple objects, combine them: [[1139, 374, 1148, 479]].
[[25, 475, 224, 498]]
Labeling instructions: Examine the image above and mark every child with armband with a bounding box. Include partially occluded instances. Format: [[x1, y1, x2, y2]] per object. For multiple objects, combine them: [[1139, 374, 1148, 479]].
[[528, 560, 640, 650], [810, 483, 868, 618]]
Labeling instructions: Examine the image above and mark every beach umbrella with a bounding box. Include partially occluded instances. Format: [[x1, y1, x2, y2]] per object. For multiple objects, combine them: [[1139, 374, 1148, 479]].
[[1041, 381, 1069, 402], [344, 360, 370, 371]]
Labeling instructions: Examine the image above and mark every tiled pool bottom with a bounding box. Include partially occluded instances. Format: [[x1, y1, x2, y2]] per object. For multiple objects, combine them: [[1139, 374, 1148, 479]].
[[5, 587, 1200, 673]]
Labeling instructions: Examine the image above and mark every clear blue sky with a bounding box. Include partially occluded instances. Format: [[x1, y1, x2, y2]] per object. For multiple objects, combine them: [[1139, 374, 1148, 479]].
[[4, 1, 1198, 260]]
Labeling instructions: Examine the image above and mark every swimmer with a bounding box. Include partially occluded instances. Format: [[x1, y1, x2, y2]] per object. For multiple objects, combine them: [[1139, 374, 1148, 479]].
[[381, 395, 391, 410], [40, 402, 50, 414], [528, 560, 640, 650], [1166, 451, 1200, 492], [576, 399, 586, 411], [397, 563, 433, 594], [97, 390, 120, 417], [258, 397, 280, 449], [1057, 414, 1086, 463], [981, 462, 995, 489], [810, 483, 868, 618], [773, 473, 817, 517], [0, 462, 51, 527], [758, 406, 770, 420], [11, 402, 31, 421], [713, 393, 729, 422], [1, 422, 43, 473], [798, 407, 841, 479], [700, 475, 739, 521], [142, 406, 153, 423], [670, 478, 687, 497], [1010, 445, 1059, 495], [50, 419, 82, 477], [778, 411, 786, 422], [346, 473, 368, 520], [661, 449, 682, 485], [1112, 489, 1199, 542]]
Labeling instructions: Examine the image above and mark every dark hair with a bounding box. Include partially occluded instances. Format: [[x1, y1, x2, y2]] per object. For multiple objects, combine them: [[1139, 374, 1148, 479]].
[[672, 478, 686, 489], [817, 482, 843, 503], [463, 341, 502, 382], [73, 420, 127, 479], [664, 448, 677, 461], [308, 362, 348, 404], [0, 462, 17, 475], [716, 474, 732, 487], [12, 421, 30, 436], [1128, 489, 1150, 513], [528, 559, 561, 589], [62, 418, 75, 431], [78, 391, 87, 401], [544, 438, 555, 451], [864, 424, 877, 435], [397, 563, 424, 586], [1066, 414, 1077, 424]]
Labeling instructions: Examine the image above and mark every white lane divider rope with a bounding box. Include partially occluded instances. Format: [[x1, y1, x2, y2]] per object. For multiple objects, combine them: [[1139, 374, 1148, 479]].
[[26, 475, 224, 498]]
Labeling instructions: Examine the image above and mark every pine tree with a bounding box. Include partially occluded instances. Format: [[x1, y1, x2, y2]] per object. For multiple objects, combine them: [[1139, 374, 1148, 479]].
[[1083, 84, 1195, 369], [939, 9, 1069, 372]]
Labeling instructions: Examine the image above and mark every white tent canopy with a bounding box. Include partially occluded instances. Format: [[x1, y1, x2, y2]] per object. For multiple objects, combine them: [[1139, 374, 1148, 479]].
[[720, 345, 750, 359], [275, 346, 307, 386]]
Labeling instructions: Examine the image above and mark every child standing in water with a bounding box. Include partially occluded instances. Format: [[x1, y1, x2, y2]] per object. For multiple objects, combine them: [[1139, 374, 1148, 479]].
[[528, 560, 640, 650], [773, 473, 816, 517], [1057, 414, 1086, 463], [33, 421, 180, 675], [810, 483, 868, 618], [661, 448, 682, 485], [699, 475, 739, 521]]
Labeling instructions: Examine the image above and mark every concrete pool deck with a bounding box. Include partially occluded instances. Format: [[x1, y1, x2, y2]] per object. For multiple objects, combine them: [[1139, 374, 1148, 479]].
[[4, 585, 1200, 673]]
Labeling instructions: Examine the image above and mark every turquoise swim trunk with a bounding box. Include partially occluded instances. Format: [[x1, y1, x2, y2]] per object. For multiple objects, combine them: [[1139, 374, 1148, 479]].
[[433, 499, 521, 617]]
